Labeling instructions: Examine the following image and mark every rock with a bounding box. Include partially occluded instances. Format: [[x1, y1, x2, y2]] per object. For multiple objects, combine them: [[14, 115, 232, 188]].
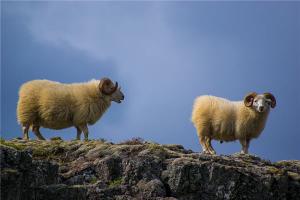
[[137, 179, 166, 198], [50, 137, 63, 141], [1, 139, 300, 200], [36, 184, 87, 200], [0, 146, 60, 200]]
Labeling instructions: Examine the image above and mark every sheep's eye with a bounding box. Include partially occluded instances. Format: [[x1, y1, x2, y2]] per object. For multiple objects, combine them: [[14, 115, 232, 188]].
[[254, 100, 258, 102]]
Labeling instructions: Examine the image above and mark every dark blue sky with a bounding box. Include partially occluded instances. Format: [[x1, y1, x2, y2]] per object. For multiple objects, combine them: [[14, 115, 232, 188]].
[[1, 2, 299, 161]]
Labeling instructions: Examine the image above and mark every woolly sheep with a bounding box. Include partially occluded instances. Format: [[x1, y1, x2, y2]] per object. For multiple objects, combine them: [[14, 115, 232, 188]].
[[191, 92, 276, 154], [17, 78, 124, 141]]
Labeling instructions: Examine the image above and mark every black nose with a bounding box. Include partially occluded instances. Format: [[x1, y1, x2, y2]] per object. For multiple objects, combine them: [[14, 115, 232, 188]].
[[259, 106, 264, 111]]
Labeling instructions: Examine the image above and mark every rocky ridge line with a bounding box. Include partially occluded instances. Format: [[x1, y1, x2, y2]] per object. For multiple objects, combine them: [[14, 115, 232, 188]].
[[1, 138, 300, 200]]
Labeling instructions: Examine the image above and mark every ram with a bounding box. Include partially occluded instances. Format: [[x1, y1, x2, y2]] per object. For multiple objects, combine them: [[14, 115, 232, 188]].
[[17, 78, 124, 141], [191, 92, 276, 154]]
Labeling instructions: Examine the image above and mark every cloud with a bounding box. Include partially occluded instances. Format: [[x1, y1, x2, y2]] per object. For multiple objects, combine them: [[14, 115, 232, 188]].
[[17, 3, 238, 79]]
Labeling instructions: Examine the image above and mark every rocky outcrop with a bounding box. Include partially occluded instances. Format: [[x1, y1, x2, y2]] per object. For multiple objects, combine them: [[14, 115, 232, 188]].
[[1, 138, 300, 200]]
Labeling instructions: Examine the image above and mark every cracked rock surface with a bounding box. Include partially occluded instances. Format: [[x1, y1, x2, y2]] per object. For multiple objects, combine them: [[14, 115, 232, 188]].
[[1, 138, 299, 200]]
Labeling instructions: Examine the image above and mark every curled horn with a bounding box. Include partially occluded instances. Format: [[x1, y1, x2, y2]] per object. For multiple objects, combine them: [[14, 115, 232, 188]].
[[114, 81, 118, 92], [99, 78, 118, 95], [264, 92, 276, 108], [244, 92, 257, 107]]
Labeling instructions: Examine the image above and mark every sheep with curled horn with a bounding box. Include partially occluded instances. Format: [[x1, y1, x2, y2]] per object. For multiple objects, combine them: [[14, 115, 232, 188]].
[[17, 77, 124, 141], [191, 92, 276, 155]]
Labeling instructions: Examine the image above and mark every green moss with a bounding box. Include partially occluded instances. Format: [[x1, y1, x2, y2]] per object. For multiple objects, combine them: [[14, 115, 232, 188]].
[[89, 176, 98, 184], [2, 168, 19, 174], [146, 143, 167, 159], [148, 143, 166, 153], [32, 147, 50, 157], [50, 137, 63, 141], [108, 177, 123, 188], [267, 166, 284, 175], [0, 140, 26, 151]]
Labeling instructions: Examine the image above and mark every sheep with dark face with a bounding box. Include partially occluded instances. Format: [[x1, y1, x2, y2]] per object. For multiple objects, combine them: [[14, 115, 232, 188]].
[[191, 92, 276, 154], [17, 78, 124, 141]]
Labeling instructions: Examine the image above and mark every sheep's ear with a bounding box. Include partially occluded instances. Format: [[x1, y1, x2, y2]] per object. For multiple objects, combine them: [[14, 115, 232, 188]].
[[244, 92, 257, 107], [264, 92, 276, 108]]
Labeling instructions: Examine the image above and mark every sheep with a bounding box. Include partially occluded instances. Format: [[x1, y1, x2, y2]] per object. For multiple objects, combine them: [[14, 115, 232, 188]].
[[17, 78, 124, 141], [191, 92, 276, 154]]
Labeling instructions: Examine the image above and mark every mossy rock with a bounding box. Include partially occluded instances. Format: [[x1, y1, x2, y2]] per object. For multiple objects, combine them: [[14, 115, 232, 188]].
[[0, 140, 26, 151], [147, 143, 167, 157], [108, 177, 123, 188], [267, 166, 285, 175]]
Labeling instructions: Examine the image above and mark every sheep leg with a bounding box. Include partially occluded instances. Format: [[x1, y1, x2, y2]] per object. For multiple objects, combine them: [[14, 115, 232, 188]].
[[199, 136, 209, 154], [239, 139, 250, 154], [205, 137, 216, 155], [196, 125, 211, 154], [75, 126, 82, 140], [22, 124, 30, 140], [32, 126, 46, 140], [80, 125, 89, 141]]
